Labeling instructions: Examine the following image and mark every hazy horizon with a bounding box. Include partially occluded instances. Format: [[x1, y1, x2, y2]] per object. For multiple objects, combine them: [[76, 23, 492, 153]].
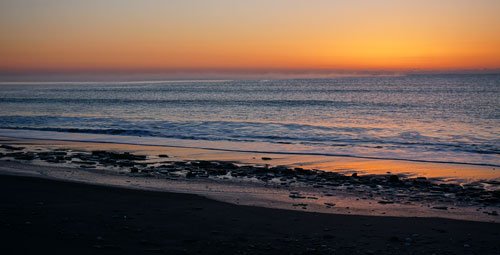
[[1, 69, 500, 82]]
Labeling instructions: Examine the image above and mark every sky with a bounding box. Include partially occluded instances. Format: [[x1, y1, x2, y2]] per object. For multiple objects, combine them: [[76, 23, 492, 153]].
[[1, 0, 500, 79]]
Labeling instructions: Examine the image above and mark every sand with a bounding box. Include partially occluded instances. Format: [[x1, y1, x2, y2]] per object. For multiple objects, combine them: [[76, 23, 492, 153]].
[[1, 173, 499, 255]]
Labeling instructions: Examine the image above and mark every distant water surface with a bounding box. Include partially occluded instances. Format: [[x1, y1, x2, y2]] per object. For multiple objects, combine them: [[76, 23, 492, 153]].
[[0, 74, 498, 166]]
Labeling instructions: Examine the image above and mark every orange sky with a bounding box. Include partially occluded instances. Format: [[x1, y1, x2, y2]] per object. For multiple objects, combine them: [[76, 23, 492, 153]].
[[1, 0, 500, 75]]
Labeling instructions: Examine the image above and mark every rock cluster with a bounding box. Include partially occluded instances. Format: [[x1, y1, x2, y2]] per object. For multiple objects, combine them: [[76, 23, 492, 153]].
[[1, 144, 499, 209]]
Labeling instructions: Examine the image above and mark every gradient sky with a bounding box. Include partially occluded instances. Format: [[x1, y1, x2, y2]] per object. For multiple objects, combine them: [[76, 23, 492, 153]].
[[1, 0, 500, 76]]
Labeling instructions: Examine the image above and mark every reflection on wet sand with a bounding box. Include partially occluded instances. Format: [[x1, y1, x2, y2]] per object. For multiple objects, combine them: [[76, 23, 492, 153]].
[[0, 136, 499, 223], [5, 136, 496, 183]]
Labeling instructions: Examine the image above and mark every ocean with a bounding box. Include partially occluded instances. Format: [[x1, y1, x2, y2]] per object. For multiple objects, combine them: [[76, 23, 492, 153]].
[[0, 74, 498, 167]]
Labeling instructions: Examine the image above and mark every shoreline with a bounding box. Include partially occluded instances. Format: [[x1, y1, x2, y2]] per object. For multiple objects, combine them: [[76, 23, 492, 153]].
[[0, 137, 499, 223], [1, 132, 498, 182], [2, 128, 498, 168], [2, 160, 497, 223], [1, 173, 499, 254]]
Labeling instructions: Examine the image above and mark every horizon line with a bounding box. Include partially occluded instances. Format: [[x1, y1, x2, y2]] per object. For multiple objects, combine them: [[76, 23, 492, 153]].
[[1, 68, 499, 82]]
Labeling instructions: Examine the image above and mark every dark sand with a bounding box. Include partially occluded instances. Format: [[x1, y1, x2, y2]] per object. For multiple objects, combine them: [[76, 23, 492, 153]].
[[0, 174, 499, 255]]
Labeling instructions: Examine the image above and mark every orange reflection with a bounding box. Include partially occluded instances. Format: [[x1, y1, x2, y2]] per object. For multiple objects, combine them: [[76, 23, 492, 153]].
[[16, 138, 499, 183]]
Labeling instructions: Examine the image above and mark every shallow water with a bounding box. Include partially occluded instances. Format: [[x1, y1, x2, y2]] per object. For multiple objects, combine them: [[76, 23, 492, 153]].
[[0, 74, 499, 166]]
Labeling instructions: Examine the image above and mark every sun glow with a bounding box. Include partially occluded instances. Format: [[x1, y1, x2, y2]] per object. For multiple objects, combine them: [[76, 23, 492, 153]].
[[1, 0, 499, 74]]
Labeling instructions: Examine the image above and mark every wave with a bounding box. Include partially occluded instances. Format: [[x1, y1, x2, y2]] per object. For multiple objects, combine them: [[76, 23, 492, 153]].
[[1, 76, 498, 168], [0, 127, 499, 168], [1, 123, 498, 156], [0, 97, 425, 108]]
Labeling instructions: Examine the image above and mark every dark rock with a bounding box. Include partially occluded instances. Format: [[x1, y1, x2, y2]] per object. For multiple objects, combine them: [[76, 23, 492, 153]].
[[207, 168, 228, 176], [388, 175, 400, 182], [491, 190, 500, 198], [14, 153, 35, 160], [220, 162, 238, 170], [52, 151, 67, 156], [261, 157, 272, 161], [37, 151, 58, 161], [1, 145, 24, 151], [484, 210, 498, 216], [115, 161, 135, 167], [158, 154, 169, 158], [432, 206, 448, 210], [270, 165, 289, 172], [378, 200, 394, 204], [6, 152, 25, 158], [91, 150, 146, 160], [130, 167, 139, 173], [289, 193, 306, 199], [194, 161, 217, 168]]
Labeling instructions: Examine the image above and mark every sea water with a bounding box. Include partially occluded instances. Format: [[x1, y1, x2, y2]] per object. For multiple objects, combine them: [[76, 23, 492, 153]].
[[0, 74, 498, 166]]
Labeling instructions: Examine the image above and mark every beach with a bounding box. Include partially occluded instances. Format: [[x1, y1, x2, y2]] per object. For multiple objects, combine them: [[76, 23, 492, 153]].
[[0, 77, 499, 254], [2, 173, 500, 255], [2, 1, 500, 254], [1, 136, 499, 222]]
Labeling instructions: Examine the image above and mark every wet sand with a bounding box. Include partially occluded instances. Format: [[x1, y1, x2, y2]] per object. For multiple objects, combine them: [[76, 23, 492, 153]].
[[1, 137, 499, 222], [1, 174, 499, 255], [1, 132, 498, 182], [0, 136, 499, 254]]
